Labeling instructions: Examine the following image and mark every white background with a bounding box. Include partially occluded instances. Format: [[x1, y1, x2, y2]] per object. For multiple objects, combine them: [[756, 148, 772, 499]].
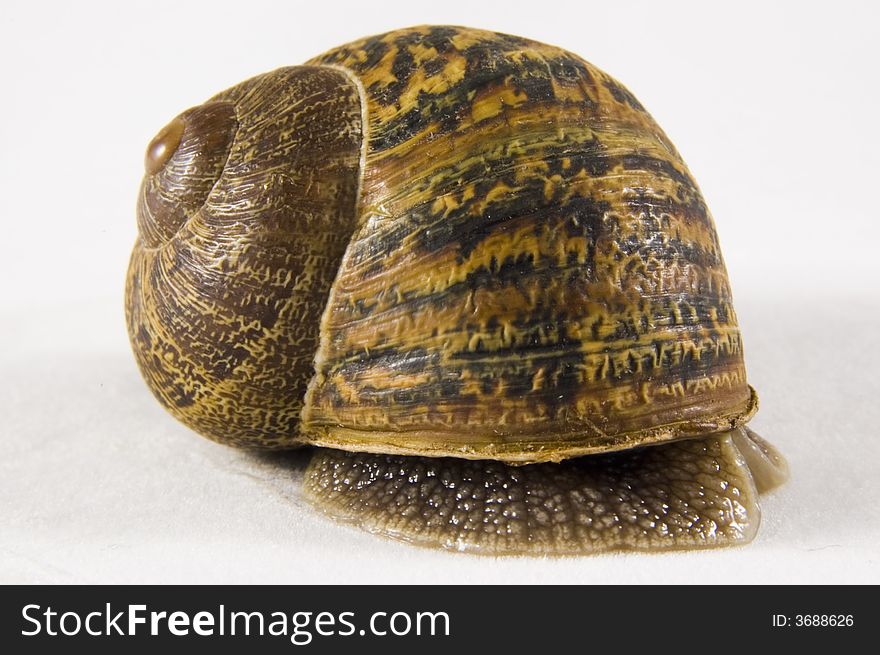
[[2, 0, 878, 583]]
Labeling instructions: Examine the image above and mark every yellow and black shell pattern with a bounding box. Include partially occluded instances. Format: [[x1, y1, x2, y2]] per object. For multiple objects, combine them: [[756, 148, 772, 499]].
[[300, 26, 755, 462], [127, 26, 756, 464]]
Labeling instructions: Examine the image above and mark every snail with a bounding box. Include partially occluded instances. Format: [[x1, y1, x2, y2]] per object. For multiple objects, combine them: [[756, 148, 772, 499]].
[[126, 25, 788, 555]]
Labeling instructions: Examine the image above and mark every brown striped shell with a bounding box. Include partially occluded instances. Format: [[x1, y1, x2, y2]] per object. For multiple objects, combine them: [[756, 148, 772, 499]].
[[127, 25, 756, 464], [306, 30, 762, 464]]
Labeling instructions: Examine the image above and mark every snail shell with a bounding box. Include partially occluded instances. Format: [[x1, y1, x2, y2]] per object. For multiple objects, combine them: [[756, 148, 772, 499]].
[[127, 26, 786, 554]]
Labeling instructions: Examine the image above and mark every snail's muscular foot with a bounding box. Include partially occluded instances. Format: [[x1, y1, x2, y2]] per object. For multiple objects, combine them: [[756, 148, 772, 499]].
[[303, 428, 787, 555], [732, 427, 789, 493]]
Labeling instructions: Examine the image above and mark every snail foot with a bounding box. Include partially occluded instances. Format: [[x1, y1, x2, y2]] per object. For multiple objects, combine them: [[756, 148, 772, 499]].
[[303, 430, 781, 555]]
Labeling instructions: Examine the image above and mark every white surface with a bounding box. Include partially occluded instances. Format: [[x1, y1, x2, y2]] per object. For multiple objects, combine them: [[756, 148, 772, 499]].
[[2, 0, 879, 583]]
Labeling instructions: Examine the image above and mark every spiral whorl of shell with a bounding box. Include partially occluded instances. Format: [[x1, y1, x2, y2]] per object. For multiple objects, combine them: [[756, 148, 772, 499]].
[[126, 67, 363, 448], [300, 26, 754, 462]]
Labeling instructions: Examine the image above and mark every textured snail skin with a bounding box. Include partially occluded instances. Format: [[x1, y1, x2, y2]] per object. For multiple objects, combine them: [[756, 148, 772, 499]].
[[127, 26, 787, 553], [305, 428, 771, 555]]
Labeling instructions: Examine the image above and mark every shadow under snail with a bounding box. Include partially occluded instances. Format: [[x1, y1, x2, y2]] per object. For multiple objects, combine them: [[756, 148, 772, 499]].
[[126, 25, 788, 555]]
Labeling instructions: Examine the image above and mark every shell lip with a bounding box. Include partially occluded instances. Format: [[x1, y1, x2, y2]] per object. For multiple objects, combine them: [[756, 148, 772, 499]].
[[297, 386, 761, 465]]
